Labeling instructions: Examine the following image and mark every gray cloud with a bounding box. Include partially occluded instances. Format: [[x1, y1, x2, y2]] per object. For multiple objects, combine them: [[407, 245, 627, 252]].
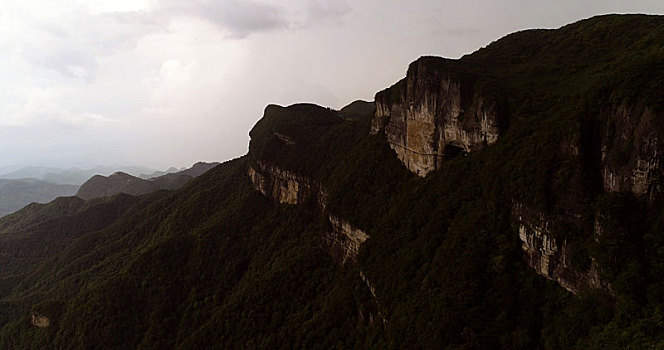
[[2, 0, 664, 170], [304, 1, 351, 25], [156, 0, 287, 38]]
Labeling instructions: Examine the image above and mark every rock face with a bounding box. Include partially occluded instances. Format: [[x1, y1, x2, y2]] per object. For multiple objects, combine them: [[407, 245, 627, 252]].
[[600, 102, 664, 199], [247, 162, 316, 206], [248, 160, 382, 324], [514, 204, 610, 294], [371, 57, 501, 176], [513, 100, 664, 294], [248, 161, 368, 264], [30, 312, 49, 328], [369, 58, 663, 294], [324, 215, 369, 265]]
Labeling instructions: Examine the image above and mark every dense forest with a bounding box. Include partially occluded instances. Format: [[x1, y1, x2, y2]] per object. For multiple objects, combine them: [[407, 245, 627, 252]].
[[1, 14, 663, 348]]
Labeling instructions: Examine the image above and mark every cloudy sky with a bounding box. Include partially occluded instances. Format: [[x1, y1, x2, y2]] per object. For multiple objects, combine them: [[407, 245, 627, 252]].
[[1, 0, 663, 170]]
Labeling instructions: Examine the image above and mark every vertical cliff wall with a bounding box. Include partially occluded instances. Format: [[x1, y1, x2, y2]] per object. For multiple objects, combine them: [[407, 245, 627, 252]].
[[600, 102, 664, 199], [514, 204, 610, 294], [371, 57, 501, 176]]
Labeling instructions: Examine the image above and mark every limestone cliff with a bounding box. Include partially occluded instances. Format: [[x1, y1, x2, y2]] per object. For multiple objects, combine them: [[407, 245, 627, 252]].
[[247, 162, 316, 206], [514, 204, 610, 294], [247, 160, 383, 322], [600, 102, 664, 199], [248, 161, 368, 264], [371, 57, 501, 176], [324, 215, 369, 265]]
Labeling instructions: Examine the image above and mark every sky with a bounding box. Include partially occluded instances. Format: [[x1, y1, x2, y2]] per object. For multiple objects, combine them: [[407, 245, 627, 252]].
[[1, 0, 664, 170]]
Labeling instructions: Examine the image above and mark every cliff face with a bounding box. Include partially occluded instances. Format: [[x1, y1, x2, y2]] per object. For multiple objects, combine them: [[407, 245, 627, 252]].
[[247, 159, 382, 324], [513, 204, 610, 294], [600, 102, 663, 199], [370, 58, 664, 294], [247, 162, 317, 207], [248, 161, 368, 264], [371, 58, 501, 176], [324, 215, 369, 265]]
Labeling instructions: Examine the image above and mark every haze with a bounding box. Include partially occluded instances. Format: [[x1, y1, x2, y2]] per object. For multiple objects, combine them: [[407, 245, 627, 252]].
[[1, 0, 663, 170]]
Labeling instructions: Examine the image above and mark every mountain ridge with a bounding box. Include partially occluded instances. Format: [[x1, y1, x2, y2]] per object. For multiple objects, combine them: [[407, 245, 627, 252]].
[[0, 14, 663, 348], [75, 162, 219, 200], [0, 179, 78, 218]]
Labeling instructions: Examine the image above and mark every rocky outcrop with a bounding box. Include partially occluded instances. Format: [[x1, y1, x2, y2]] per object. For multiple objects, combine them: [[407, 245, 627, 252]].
[[514, 204, 610, 294], [247, 160, 387, 327], [30, 312, 49, 328], [323, 215, 369, 264], [600, 102, 663, 199], [247, 162, 316, 206], [372, 57, 501, 176], [248, 161, 368, 264], [248, 160, 385, 323]]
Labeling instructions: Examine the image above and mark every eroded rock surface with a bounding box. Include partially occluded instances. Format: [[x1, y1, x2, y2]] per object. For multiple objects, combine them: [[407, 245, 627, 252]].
[[372, 57, 501, 176], [600, 102, 664, 199], [514, 204, 610, 294], [30, 312, 49, 328], [248, 161, 368, 264]]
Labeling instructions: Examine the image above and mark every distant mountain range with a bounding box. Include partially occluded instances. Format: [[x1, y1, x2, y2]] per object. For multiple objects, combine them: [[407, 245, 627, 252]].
[[139, 167, 181, 179], [76, 162, 219, 200], [0, 163, 219, 218], [0, 179, 78, 218], [0, 165, 159, 185]]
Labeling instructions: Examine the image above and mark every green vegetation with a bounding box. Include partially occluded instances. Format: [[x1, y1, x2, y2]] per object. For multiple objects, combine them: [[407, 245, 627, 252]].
[[1, 14, 663, 349]]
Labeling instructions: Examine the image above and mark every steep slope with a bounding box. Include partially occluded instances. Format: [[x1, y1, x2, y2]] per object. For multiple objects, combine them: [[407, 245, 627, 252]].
[[0, 158, 370, 348], [0, 179, 78, 218], [0, 194, 147, 286], [0, 14, 663, 349], [370, 14, 664, 295], [247, 14, 664, 348], [75, 162, 219, 200]]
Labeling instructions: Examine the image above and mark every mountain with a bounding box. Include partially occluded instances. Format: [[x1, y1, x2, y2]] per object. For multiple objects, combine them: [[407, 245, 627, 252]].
[[0, 163, 185, 218], [0, 165, 158, 185], [0, 179, 78, 218], [0, 194, 147, 285], [1, 14, 664, 349], [139, 167, 180, 179], [0, 166, 65, 180], [75, 162, 220, 200]]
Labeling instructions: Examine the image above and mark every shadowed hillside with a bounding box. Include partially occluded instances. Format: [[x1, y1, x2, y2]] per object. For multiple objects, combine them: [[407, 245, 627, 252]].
[[76, 162, 219, 200]]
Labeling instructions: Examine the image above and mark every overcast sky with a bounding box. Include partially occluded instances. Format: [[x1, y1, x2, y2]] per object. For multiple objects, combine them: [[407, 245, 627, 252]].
[[1, 0, 663, 170]]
